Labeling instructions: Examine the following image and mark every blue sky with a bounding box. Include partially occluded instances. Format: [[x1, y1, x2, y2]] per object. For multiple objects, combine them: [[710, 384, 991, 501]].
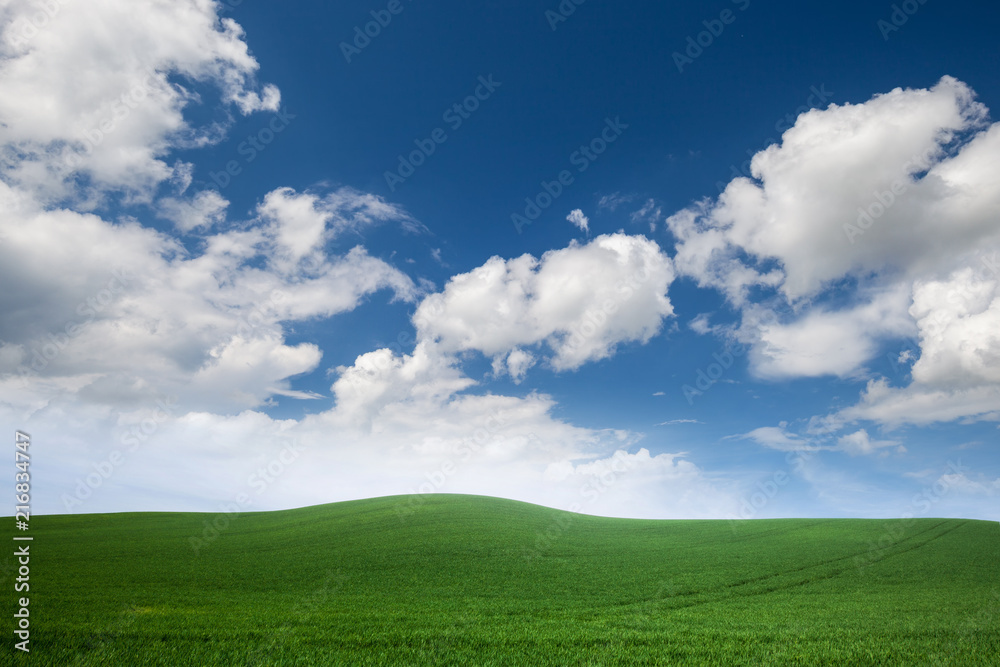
[[1, 0, 998, 520]]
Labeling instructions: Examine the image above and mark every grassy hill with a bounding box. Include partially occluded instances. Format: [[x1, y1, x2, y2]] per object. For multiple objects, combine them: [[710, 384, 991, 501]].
[[4, 494, 999, 665]]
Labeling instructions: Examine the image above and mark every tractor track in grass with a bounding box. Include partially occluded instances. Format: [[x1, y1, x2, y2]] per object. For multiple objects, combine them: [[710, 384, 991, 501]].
[[721, 519, 963, 590], [624, 520, 968, 615]]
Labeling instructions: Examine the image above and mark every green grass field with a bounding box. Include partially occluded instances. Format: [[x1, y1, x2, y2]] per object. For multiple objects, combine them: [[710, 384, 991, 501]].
[[4, 494, 999, 665]]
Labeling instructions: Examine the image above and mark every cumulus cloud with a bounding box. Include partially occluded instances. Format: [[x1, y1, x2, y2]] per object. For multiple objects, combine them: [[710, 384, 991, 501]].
[[414, 233, 675, 371], [826, 257, 1000, 427], [0, 0, 280, 203], [667, 76, 1000, 426], [908, 265, 1000, 388], [836, 380, 1000, 428], [492, 347, 536, 384], [739, 284, 916, 379], [157, 190, 229, 232], [329, 342, 475, 430], [0, 181, 419, 416], [295, 339, 733, 519], [669, 77, 994, 302], [257, 186, 421, 275]]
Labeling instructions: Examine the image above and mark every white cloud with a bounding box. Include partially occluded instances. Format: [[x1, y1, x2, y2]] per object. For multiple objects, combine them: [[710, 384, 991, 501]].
[[29, 336, 739, 518], [0, 181, 419, 416], [414, 233, 675, 371], [740, 425, 820, 452], [830, 260, 1000, 427], [669, 77, 994, 302], [667, 76, 1000, 427], [61, 394, 734, 519], [539, 448, 730, 518], [158, 190, 229, 232], [597, 192, 632, 211], [566, 208, 589, 234], [630, 198, 661, 232], [258, 186, 422, 273], [500, 348, 536, 384], [329, 342, 475, 430], [740, 422, 829, 452], [937, 472, 1000, 496], [837, 379, 1000, 428], [0, 0, 280, 203], [908, 266, 1000, 388], [740, 284, 915, 379], [835, 429, 902, 456]]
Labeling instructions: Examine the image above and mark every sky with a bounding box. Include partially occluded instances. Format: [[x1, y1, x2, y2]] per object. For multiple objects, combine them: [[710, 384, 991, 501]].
[[1, 0, 999, 521]]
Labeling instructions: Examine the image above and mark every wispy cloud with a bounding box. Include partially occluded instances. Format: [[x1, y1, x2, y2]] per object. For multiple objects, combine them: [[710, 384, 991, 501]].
[[597, 192, 633, 212]]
